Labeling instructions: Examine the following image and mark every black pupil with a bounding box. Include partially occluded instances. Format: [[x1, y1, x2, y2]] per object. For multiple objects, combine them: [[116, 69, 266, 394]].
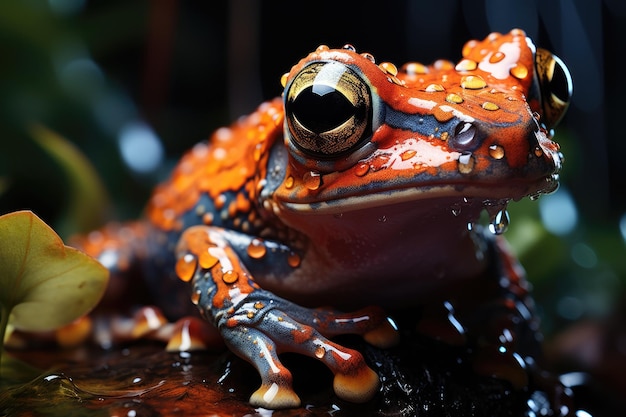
[[290, 85, 357, 133], [550, 63, 570, 102]]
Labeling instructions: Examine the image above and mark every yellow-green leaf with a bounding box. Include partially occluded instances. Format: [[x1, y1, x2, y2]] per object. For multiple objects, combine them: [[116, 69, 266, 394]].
[[0, 210, 108, 332]]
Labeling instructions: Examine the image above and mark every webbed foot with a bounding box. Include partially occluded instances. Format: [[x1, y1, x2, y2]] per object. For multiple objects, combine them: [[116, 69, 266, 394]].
[[176, 225, 399, 408]]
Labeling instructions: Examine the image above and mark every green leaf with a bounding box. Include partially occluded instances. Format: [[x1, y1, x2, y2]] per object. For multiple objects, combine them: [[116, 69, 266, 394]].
[[0, 177, 9, 197], [29, 125, 110, 236], [0, 210, 108, 332]]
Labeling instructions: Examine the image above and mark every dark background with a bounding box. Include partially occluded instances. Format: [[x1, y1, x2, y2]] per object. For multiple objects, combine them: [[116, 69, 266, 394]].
[[1, 0, 625, 340]]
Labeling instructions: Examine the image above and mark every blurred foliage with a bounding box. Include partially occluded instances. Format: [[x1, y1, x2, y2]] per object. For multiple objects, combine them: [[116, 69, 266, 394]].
[[0, 0, 624, 342], [0, 1, 153, 233], [28, 124, 110, 237]]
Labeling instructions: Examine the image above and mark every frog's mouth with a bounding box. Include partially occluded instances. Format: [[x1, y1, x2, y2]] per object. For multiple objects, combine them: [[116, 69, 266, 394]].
[[277, 177, 556, 217], [276, 147, 562, 217]]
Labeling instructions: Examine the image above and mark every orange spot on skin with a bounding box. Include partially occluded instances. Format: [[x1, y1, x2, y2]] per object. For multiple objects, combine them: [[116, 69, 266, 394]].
[[177, 226, 257, 309], [236, 191, 251, 214], [432, 106, 454, 122], [228, 201, 238, 218], [291, 326, 314, 344]]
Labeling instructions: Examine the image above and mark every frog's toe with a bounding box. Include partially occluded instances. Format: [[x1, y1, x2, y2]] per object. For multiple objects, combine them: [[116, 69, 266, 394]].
[[333, 365, 380, 403], [129, 306, 168, 339], [164, 317, 223, 352], [472, 345, 529, 389], [250, 384, 301, 409], [363, 316, 400, 349]]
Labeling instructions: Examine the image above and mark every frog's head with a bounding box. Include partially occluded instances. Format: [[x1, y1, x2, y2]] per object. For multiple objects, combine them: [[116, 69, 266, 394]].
[[273, 29, 572, 228]]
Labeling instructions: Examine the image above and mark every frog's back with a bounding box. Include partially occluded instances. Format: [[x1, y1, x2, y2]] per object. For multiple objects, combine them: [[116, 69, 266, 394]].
[[122, 99, 283, 318], [145, 98, 284, 236]]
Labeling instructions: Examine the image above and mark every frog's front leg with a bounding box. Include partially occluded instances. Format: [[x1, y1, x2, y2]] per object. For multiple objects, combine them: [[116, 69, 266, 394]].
[[175, 225, 397, 409]]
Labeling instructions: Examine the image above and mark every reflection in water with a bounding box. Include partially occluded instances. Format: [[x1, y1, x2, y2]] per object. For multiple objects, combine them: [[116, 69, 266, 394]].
[[0, 343, 348, 416]]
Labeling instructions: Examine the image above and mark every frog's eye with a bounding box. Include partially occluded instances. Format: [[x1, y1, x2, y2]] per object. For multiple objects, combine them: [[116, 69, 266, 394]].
[[285, 61, 372, 158], [535, 48, 573, 129]]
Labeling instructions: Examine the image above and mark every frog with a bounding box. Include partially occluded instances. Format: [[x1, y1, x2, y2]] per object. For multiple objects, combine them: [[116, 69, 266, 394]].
[[71, 29, 572, 410]]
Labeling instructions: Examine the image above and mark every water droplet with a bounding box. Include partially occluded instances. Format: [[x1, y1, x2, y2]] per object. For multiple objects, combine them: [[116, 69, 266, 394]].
[[247, 311, 255, 319], [379, 62, 398, 76], [287, 252, 301, 268], [315, 346, 326, 358], [433, 60, 454, 71], [247, 238, 267, 259], [303, 171, 321, 191], [222, 270, 239, 284], [462, 40, 478, 57], [400, 150, 417, 161], [284, 175, 295, 189], [280, 73, 289, 88], [388, 75, 404, 86], [199, 250, 219, 269], [487, 32, 499, 42], [489, 51, 505, 63], [316, 45, 330, 52], [175, 254, 197, 282], [378, 215, 387, 223], [425, 83, 445, 92], [191, 289, 201, 305], [215, 194, 227, 209], [361, 52, 375, 63], [342, 44, 356, 52], [482, 101, 500, 111], [202, 212, 214, 225], [489, 144, 505, 159], [439, 131, 449, 141], [402, 62, 428, 75], [455, 59, 477, 71], [510, 64, 528, 79], [355, 163, 370, 177], [446, 93, 464, 104], [195, 204, 206, 216], [460, 75, 487, 89], [254, 301, 265, 310], [458, 153, 475, 174], [489, 209, 510, 235], [451, 122, 477, 150]]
